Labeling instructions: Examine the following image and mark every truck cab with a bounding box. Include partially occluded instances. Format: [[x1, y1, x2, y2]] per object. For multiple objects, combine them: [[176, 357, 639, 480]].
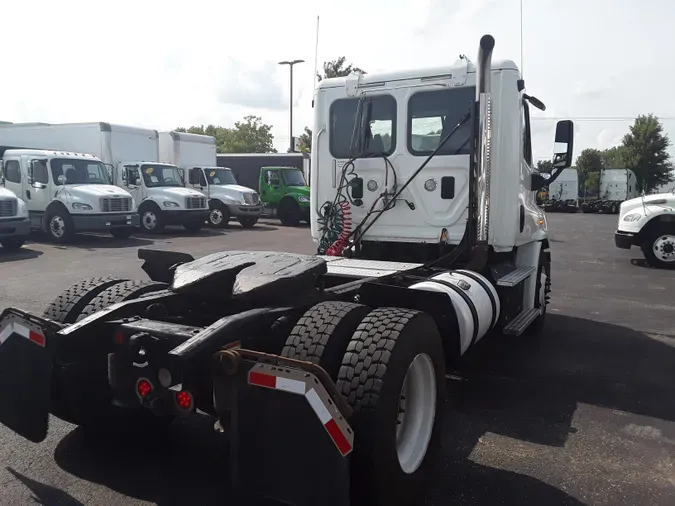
[[0, 149, 138, 243], [0, 186, 30, 251], [114, 161, 208, 234], [260, 166, 310, 226], [187, 166, 261, 228]]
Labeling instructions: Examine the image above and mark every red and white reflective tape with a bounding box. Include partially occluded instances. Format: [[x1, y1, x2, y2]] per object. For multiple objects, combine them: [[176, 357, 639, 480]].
[[0, 319, 46, 348], [249, 369, 353, 456]]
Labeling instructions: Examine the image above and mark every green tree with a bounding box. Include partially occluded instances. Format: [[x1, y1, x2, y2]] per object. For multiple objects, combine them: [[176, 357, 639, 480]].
[[600, 145, 627, 169], [575, 148, 604, 194], [621, 114, 674, 193], [536, 160, 553, 173], [296, 126, 312, 153], [175, 115, 276, 154], [316, 57, 366, 82]]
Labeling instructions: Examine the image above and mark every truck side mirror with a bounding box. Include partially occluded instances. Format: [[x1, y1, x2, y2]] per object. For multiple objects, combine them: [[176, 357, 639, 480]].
[[552, 120, 574, 169], [178, 168, 186, 185], [27, 163, 34, 185], [0, 160, 4, 185]]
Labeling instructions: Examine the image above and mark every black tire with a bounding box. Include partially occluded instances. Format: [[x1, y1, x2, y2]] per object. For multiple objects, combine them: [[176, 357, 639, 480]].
[[43, 277, 129, 324], [77, 280, 169, 321], [237, 216, 258, 228], [110, 227, 133, 239], [45, 208, 75, 244], [336, 307, 446, 506], [278, 198, 301, 226], [281, 301, 371, 380], [139, 203, 165, 233], [183, 220, 203, 233], [0, 236, 26, 251], [525, 243, 551, 335], [208, 200, 230, 228], [640, 223, 675, 269]]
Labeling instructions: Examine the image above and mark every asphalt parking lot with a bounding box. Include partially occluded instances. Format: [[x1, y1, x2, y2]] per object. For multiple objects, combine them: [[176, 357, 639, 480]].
[[0, 214, 673, 506]]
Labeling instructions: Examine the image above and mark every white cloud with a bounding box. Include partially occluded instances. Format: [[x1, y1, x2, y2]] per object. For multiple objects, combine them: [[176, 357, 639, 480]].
[[1, 0, 674, 158]]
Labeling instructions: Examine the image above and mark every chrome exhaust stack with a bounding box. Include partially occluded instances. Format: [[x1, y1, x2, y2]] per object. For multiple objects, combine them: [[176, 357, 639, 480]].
[[475, 35, 495, 243]]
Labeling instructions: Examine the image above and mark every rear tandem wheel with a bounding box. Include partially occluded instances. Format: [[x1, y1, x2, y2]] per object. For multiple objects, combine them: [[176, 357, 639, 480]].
[[44, 278, 172, 431]]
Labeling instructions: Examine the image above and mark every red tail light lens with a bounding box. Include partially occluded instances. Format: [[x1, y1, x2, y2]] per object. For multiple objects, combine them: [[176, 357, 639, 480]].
[[176, 390, 193, 410], [113, 331, 125, 345], [137, 378, 153, 398]]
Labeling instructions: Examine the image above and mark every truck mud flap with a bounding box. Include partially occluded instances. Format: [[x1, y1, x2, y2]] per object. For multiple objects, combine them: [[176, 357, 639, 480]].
[[0, 309, 54, 443], [213, 351, 353, 506]]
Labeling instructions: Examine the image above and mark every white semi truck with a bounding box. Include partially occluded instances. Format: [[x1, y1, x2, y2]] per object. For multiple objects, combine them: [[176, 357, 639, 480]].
[[0, 146, 137, 243], [543, 168, 579, 212], [158, 131, 262, 228], [581, 168, 638, 214], [0, 35, 575, 506], [0, 123, 209, 234], [0, 186, 30, 251]]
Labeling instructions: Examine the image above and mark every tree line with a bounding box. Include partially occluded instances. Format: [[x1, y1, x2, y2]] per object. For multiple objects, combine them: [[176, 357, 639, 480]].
[[175, 57, 364, 154], [536, 114, 674, 195]]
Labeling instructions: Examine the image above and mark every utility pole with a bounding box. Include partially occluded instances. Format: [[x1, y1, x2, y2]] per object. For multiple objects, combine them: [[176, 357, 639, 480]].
[[278, 59, 305, 152]]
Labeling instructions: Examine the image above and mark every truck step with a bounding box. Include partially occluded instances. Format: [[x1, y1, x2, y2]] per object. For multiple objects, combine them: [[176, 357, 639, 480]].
[[496, 266, 535, 287], [320, 256, 422, 278], [502, 307, 542, 336]]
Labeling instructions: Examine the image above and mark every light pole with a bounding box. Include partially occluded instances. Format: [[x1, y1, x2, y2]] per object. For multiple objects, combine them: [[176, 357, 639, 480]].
[[278, 59, 305, 152]]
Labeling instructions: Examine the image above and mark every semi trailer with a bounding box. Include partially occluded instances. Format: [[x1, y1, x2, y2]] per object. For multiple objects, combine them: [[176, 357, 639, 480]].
[[0, 123, 208, 234], [543, 168, 578, 212], [0, 35, 574, 506], [159, 131, 262, 228], [580, 168, 638, 214]]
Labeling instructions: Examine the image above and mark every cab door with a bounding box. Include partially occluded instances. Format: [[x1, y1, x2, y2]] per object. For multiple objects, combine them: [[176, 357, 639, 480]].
[[188, 168, 209, 197], [26, 158, 52, 215], [261, 169, 282, 207]]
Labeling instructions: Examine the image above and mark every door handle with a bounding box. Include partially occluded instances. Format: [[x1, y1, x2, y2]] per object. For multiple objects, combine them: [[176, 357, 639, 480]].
[[25, 190, 31, 199]]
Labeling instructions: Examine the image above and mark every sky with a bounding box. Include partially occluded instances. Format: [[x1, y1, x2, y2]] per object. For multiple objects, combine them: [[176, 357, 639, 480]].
[[2, 0, 675, 163]]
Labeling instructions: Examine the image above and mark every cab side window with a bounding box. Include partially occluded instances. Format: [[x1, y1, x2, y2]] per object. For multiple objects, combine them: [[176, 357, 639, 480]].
[[32, 160, 49, 184], [265, 170, 280, 185], [4, 161, 21, 183]]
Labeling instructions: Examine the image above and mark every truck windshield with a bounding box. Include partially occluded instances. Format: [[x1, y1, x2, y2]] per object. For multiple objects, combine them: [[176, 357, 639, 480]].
[[281, 169, 306, 187], [205, 168, 238, 185], [51, 159, 110, 185], [141, 164, 183, 187]]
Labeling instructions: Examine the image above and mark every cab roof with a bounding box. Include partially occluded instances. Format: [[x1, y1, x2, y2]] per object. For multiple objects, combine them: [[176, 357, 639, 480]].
[[316, 59, 519, 90]]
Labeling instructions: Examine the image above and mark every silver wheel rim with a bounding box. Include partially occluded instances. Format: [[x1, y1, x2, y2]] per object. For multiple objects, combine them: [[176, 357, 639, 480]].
[[396, 353, 437, 474], [210, 209, 223, 225], [653, 234, 675, 262], [142, 211, 157, 230], [50, 215, 66, 238]]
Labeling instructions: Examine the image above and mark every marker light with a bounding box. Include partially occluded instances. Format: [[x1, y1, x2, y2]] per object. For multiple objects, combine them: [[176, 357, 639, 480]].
[[424, 179, 437, 191], [367, 179, 378, 192]]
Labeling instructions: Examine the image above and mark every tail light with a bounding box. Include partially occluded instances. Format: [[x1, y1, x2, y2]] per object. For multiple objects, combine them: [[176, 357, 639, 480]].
[[175, 390, 194, 411], [136, 378, 153, 398]]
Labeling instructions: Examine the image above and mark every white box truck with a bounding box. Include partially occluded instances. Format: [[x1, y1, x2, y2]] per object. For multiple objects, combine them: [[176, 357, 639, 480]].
[[0, 184, 30, 250], [0, 123, 209, 234], [0, 143, 137, 243], [159, 131, 262, 228]]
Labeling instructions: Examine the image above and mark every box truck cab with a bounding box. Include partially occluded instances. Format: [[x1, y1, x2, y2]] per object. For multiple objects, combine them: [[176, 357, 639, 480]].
[[0, 149, 137, 243], [115, 161, 207, 233], [0, 122, 209, 234], [158, 131, 262, 228], [0, 186, 30, 251], [259, 166, 311, 226]]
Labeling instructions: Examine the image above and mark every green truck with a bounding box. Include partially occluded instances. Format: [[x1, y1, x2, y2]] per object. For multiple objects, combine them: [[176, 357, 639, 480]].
[[216, 153, 311, 226]]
